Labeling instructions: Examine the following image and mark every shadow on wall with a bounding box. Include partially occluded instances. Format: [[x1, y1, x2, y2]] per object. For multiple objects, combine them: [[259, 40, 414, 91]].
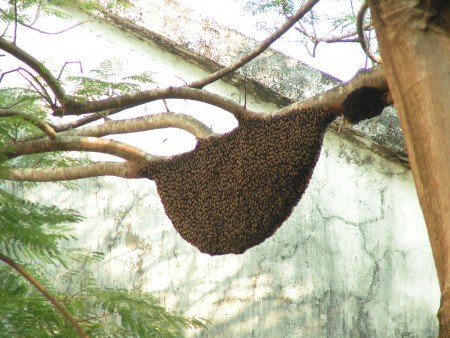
[[7, 132, 438, 338], [83, 176, 437, 337]]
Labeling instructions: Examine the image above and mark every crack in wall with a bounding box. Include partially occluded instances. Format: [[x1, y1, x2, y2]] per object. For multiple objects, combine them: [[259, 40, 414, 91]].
[[315, 188, 388, 337]]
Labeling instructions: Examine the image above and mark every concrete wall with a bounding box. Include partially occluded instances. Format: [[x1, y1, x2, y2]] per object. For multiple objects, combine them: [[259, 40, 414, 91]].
[[3, 2, 440, 337]]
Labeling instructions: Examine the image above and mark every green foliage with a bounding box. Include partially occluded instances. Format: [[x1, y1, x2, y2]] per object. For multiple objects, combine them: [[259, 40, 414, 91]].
[[0, 0, 101, 24], [0, 86, 92, 191], [67, 60, 154, 101], [0, 2, 206, 336], [0, 189, 79, 265], [245, 0, 295, 16], [0, 88, 47, 142], [244, 0, 377, 60], [0, 191, 207, 337]]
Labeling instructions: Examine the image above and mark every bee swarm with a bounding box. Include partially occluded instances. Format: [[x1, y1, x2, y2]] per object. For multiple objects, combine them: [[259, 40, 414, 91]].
[[140, 109, 335, 255]]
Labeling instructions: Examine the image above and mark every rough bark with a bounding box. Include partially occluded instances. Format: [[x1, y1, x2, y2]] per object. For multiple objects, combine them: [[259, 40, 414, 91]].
[[368, 1, 450, 335]]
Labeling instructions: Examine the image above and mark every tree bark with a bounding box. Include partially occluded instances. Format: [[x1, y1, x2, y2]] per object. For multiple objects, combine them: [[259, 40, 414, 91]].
[[368, 0, 450, 335]]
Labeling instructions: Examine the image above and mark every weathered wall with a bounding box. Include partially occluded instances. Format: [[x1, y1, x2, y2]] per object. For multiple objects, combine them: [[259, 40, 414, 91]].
[[3, 2, 440, 337]]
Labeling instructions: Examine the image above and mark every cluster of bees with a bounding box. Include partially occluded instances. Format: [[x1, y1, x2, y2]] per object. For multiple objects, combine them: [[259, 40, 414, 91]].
[[140, 108, 336, 255]]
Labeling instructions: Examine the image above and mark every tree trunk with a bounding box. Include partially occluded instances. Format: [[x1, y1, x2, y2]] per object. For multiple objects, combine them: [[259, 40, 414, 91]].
[[368, 0, 450, 335]]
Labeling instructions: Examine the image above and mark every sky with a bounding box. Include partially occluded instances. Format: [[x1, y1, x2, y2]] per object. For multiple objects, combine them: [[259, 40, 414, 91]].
[[177, 0, 369, 81]]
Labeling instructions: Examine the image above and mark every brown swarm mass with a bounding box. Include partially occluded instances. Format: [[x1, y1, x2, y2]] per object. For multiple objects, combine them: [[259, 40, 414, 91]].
[[140, 109, 336, 255]]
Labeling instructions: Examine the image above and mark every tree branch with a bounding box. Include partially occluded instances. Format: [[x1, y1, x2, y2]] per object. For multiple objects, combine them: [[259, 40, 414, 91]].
[[0, 109, 56, 139], [7, 136, 152, 162], [294, 24, 372, 44], [0, 37, 69, 104], [0, 253, 88, 338], [18, 19, 90, 35], [188, 0, 321, 89], [54, 86, 258, 120], [5, 161, 141, 181], [12, 0, 18, 43], [357, 2, 381, 64], [52, 107, 128, 132], [64, 112, 215, 139], [277, 65, 390, 121]]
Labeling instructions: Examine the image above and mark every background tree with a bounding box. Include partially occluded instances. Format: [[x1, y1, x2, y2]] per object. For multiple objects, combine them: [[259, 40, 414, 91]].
[[0, 0, 448, 335], [0, 1, 207, 336]]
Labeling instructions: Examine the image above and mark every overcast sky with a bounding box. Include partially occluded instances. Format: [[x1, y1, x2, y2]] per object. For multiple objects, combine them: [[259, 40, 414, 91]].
[[177, 0, 369, 81]]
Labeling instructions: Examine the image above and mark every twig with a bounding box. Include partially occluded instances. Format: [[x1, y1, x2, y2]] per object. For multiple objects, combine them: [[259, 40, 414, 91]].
[[356, 2, 381, 64], [18, 20, 90, 35], [162, 99, 170, 112], [52, 107, 128, 132], [29, 1, 42, 26], [0, 67, 53, 105], [294, 25, 369, 44], [0, 37, 69, 103], [0, 109, 56, 139], [174, 75, 188, 86], [12, 0, 17, 44], [57, 61, 84, 80], [156, 86, 171, 112], [1, 21, 10, 38], [0, 253, 89, 338], [17, 68, 54, 105], [188, 0, 320, 89]]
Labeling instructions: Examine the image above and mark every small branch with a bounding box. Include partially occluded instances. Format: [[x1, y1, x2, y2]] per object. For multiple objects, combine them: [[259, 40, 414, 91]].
[[357, 2, 381, 64], [57, 61, 84, 81], [54, 86, 258, 121], [14, 67, 54, 105], [18, 20, 90, 35], [1, 20, 10, 38], [7, 136, 152, 162], [188, 0, 321, 89], [0, 109, 56, 139], [0, 37, 69, 103], [294, 24, 371, 44], [5, 161, 141, 181], [162, 99, 170, 112], [12, 0, 18, 44], [52, 107, 128, 132], [29, 1, 41, 26], [0, 253, 88, 337], [65, 112, 215, 139]]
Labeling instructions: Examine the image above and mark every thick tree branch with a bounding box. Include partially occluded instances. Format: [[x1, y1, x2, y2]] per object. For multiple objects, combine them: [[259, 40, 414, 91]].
[[277, 65, 390, 121], [64, 112, 215, 139], [55, 86, 258, 120], [0, 109, 56, 138], [7, 136, 152, 162], [188, 0, 321, 89], [0, 253, 88, 338], [5, 161, 141, 181], [54, 65, 391, 130], [0, 37, 69, 104]]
